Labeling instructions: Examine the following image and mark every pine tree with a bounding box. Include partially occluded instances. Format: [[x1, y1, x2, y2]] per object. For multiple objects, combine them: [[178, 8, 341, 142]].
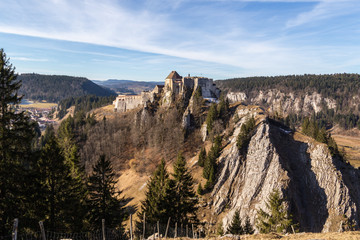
[[197, 183, 203, 195], [198, 147, 206, 167], [192, 87, 204, 127], [203, 146, 216, 180], [87, 154, 125, 230], [217, 96, 229, 122], [206, 103, 218, 132], [0, 49, 37, 234], [227, 209, 243, 235], [172, 152, 198, 224], [37, 129, 86, 231], [136, 159, 173, 237], [243, 216, 254, 234], [256, 189, 295, 233], [237, 117, 256, 154]]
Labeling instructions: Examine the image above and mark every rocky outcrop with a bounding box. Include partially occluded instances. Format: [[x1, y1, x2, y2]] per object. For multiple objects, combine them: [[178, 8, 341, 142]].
[[226, 90, 337, 115], [226, 92, 247, 103], [211, 107, 360, 233]]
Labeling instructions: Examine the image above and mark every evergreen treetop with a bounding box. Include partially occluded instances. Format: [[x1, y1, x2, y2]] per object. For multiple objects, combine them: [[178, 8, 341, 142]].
[[227, 209, 243, 235], [198, 147, 206, 167], [256, 189, 295, 233], [0, 49, 37, 234], [172, 152, 198, 224], [87, 154, 125, 230]]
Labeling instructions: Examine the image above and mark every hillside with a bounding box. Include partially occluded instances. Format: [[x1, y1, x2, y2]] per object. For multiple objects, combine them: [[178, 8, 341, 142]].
[[18, 73, 116, 102], [74, 74, 360, 235], [4, 67, 360, 236], [93, 79, 162, 95], [216, 73, 360, 130]]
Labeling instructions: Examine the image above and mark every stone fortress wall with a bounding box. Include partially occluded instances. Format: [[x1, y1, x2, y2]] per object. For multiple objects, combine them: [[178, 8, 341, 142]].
[[113, 71, 220, 112]]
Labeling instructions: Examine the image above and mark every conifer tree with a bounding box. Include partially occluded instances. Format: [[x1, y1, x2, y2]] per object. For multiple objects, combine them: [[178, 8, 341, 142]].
[[227, 209, 243, 235], [198, 147, 206, 167], [243, 216, 254, 234], [203, 147, 216, 180], [136, 159, 173, 237], [237, 117, 256, 154], [37, 129, 86, 231], [192, 86, 204, 127], [256, 189, 295, 233], [203, 136, 222, 187], [172, 152, 198, 224], [206, 103, 218, 132], [197, 183, 203, 195], [87, 154, 125, 230], [217, 96, 229, 122], [0, 49, 37, 234]]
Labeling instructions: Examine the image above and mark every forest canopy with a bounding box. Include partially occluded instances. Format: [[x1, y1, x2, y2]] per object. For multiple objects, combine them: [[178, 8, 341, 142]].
[[18, 73, 116, 103]]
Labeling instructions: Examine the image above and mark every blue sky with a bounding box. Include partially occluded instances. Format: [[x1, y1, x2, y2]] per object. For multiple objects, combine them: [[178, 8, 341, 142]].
[[0, 0, 359, 81]]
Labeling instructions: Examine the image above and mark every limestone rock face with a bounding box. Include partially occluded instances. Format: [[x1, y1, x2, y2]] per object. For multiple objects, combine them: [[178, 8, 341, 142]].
[[226, 90, 337, 115], [211, 109, 360, 233], [226, 92, 247, 103]]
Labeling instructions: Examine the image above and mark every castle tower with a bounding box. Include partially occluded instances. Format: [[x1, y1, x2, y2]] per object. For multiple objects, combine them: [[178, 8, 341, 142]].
[[165, 71, 182, 94]]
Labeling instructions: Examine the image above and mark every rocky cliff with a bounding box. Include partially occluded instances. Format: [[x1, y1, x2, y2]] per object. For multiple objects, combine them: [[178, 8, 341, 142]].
[[226, 90, 339, 115], [211, 105, 360, 233]]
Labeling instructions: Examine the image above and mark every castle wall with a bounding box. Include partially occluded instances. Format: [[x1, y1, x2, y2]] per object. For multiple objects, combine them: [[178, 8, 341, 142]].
[[194, 77, 220, 98], [113, 93, 153, 112], [113, 71, 221, 112]]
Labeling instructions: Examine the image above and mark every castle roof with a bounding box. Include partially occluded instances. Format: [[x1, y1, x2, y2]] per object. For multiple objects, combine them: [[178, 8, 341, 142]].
[[166, 71, 182, 80]]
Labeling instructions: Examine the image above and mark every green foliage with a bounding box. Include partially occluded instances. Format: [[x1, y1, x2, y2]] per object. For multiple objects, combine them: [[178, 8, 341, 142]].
[[206, 103, 218, 132], [197, 183, 203, 195], [0, 49, 38, 234], [217, 74, 360, 130], [137, 154, 199, 237], [171, 152, 198, 224], [243, 216, 255, 234], [301, 117, 346, 162], [256, 189, 296, 234], [217, 96, 230, 122], [18, 73, 116, 103], [227, 209, 243, 235], [137, 159, 173, 228], [205, 98, 230, 135], [37, 130, 87, 231], [203, 136, 222, 188], [192, 87, 204, 127], [198, 147, 206, 167], [57, 95, 115, 119], [236, 117, 256, 154], [216, 223, 224, 236], [87, 154, 125, 230]]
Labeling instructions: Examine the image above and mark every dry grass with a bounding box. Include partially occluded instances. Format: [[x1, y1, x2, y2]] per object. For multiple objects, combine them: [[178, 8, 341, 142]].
[[19, 101, 57, 109], [332, 134, 360, 168], [163, 231, 360, 240]]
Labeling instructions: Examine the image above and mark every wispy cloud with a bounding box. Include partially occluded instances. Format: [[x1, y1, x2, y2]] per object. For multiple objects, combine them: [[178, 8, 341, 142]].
[[286, 0, 360, 28], [11, 57, 48, 62], [0, 0, 359, 79]]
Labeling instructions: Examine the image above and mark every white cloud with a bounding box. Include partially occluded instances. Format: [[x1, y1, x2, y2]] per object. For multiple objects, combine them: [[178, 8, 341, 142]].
[[11, 57, 48, 62], [286, 0, 359, 28], [0, 0, 359, 77]]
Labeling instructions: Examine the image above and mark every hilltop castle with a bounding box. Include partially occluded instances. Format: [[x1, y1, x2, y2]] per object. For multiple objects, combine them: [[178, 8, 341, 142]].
[[113, 71, 220, 112]]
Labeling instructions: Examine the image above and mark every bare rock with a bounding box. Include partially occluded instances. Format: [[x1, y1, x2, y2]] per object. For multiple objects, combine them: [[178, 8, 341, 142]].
[[210, 109, 360, 233]]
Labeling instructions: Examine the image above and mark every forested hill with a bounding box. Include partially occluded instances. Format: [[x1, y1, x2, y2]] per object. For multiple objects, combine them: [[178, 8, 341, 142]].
[[216, 73, 360, 100], [18, 73, 116, 102], [216, 73, 360, 129], [93, 79, 163, 94]]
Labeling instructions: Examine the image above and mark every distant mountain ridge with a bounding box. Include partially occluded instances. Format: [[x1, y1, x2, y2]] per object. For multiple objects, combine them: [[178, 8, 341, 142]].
[[18, 73, 116, 103], [93, 79, 163, 95]]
